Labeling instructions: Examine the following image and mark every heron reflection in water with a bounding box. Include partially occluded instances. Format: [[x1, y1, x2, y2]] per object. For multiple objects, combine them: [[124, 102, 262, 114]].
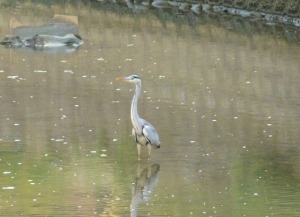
[[130, 163, 160, 217], [117, 75, 160, 160]]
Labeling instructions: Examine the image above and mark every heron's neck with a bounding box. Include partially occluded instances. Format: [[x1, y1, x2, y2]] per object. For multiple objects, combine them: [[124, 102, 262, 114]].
[[131, 82, 142, 133]]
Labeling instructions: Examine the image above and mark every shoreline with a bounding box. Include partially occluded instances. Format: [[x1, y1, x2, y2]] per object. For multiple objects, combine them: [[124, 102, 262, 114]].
[[202, 0, 300, 18], [91, 0, 300, 27]]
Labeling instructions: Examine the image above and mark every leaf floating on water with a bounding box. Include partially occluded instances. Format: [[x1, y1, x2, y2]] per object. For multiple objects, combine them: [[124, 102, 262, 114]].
[[7, 76, 19, 79], [3, 171, 11, 174], [64, 70, 74, 74], [34, 70, 47, 73], [2, 186, 15, 190]]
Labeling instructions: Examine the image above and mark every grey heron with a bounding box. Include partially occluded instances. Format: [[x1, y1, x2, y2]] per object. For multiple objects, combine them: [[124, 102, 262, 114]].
[[117, 75, 160, 160]]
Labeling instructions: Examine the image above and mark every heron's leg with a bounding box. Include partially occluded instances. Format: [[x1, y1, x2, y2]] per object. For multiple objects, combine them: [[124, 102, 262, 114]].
[[147, 144, 152, 161], [137, 143, 141, 160]]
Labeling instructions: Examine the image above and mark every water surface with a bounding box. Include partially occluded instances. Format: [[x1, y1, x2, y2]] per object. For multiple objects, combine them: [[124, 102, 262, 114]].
[[0, 1, 299, 217]]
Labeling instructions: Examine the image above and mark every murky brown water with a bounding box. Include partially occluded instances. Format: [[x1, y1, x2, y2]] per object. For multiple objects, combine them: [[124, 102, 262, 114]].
[[0, 1, 299, 217]]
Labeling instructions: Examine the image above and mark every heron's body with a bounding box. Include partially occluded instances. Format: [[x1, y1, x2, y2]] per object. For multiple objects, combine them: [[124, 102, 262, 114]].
[[132, 119, 160, 147], [117, 75, 160, 160]]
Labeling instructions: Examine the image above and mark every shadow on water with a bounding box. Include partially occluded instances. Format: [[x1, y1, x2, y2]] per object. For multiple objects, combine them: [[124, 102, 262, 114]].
[[130, 163, 160, 217]]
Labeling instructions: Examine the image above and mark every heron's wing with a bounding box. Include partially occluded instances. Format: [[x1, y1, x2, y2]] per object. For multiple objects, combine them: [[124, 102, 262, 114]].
[[141, 122, 160, 146]]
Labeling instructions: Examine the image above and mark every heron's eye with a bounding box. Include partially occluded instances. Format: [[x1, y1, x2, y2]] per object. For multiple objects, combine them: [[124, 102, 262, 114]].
[[131, 75, 140, 80]]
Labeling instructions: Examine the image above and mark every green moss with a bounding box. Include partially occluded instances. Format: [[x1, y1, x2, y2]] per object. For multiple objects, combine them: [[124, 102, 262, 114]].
[[259, 0, 274, 12], [247, 0, 260, 10], [286, 0, 300, 16], [234, 0, 247, 9], [273, 0, 286, 15], [207, 0, 223, 5], [223, 0, 234, 7]]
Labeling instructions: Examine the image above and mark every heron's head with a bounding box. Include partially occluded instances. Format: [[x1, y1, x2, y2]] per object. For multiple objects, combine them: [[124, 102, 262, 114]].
[[116, 74, 141, 84]]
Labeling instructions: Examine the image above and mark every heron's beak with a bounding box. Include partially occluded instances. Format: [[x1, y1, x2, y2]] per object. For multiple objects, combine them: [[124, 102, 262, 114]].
[[116, 77, 125, 81]]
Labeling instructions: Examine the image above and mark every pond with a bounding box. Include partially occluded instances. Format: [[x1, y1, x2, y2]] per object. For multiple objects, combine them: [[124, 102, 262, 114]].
[[0, 1, 299, 216]]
